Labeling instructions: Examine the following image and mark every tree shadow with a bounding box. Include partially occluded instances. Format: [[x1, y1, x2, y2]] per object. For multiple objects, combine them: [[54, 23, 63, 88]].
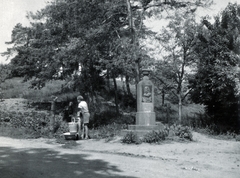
[[0, 146, 137, 178]]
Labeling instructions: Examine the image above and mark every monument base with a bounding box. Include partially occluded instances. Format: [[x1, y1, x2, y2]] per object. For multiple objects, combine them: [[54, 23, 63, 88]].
[[120, 122, 164, 138], [136, 111, 156, 125]]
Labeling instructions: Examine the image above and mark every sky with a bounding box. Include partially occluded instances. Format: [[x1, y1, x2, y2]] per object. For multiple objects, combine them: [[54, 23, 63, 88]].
[[0, 0, 238, 64]]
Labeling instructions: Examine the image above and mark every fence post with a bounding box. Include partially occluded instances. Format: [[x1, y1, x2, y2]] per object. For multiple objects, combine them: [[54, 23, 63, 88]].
[[50, 96, 58, 134]]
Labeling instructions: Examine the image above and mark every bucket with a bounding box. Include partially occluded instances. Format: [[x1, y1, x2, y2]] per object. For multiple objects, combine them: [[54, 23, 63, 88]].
[[63, 132, 77, 140], [68, 117, 78, 133]]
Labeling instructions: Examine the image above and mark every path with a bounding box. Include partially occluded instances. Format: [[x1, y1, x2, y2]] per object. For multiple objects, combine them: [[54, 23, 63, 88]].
[[0, 132, 240, 178]]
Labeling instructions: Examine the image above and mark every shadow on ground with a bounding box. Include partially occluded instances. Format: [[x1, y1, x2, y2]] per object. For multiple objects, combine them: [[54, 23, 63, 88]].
[[0, 146, 136, 178]]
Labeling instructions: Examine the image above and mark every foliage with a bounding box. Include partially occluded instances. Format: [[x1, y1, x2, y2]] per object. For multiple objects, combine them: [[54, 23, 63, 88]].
[[152, 11, 199, 122], [0, 77, 72, 101], [0, 109, 66, 138], [121, 131, 141, 144], [0, 64, 11, 82], [170, 124, 193, 141], [90, 110, 135, 129], [195, 122, 239, 136], [142, 130, 167, 143], [189, 3, 240, 127], [0, 78, 31, 98], [0, 64, 13, 99], [122, 124, 193, 144], [155, 124, 193, 141], [2, 0, 212, 110]]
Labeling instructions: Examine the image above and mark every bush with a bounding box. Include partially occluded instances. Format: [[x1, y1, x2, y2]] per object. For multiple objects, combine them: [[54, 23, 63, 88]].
[[120, 94, 136, 109], [168, 124, 193, 141], [0, 109, 67, 138], [121, 131, 141, 144], [53, 119, 69, 138], [90, 111, 118, 128], [142, 130, 167, 144]]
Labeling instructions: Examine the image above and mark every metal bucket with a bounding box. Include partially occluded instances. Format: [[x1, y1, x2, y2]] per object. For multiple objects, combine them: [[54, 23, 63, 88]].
[[63, 132, 77, 140], [68, 117, 78, 133]]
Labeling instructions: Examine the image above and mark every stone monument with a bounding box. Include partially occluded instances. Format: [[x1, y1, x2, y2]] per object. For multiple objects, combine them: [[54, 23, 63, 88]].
[[121, 69, 163, 137], [136, 69, 156, 125]]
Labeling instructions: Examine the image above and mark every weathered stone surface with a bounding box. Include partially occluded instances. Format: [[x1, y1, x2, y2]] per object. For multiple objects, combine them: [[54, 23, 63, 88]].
[[121, 69, 164, 137], [136, 69, 156, 125]]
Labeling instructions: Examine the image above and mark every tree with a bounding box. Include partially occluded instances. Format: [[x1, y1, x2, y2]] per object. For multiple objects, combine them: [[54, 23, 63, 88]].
[[2, 0, 212, 113], [0, 64, 11, 101], [153, 11, 198, 122], [190, 3, 240, 128]]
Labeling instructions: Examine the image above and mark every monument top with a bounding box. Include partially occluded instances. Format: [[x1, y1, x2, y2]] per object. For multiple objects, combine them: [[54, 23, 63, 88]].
[[142, 69, 151, 76]]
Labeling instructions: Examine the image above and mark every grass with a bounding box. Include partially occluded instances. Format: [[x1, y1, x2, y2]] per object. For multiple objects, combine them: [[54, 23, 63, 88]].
[[0, 77, 78, 102], [155, 102, 205, 126], [22, 80, 66, 101], [0, 77, 30, 98]]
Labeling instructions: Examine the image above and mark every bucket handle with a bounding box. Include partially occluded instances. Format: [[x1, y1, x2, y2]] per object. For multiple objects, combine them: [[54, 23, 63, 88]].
[[71, 116, 76, 123]]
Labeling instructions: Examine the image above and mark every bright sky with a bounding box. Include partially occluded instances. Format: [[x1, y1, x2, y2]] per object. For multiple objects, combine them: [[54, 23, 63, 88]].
[[0, 0, 238, 64], [0, 0, 48, 64]]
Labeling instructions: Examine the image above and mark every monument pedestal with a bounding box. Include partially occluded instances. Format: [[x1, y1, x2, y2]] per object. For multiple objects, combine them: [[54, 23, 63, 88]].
[[136, 111, 156, 125], [121, 122, 164, 138]]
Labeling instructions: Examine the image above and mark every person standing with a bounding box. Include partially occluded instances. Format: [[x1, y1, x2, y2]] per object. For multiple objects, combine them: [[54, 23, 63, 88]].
[[68, 101, 74, 122], [63, 101, 74, 122], [77, 95, 90, 139]]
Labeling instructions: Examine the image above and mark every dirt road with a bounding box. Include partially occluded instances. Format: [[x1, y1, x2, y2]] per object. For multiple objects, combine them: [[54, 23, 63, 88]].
[[1, 132, 240, 178]]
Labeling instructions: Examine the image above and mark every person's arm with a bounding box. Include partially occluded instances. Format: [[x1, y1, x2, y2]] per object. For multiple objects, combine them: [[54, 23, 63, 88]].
[[77, 103, 82, 117]]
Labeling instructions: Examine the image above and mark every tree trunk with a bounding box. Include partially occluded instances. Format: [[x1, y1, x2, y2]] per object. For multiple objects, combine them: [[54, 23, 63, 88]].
[[50, 99, 57, 134], [107, 69, 110, 91], [113, 77, 119, 115], [126, 0, 140, 93], [125, 75, 131, 96], [126, 0, 134, 43], [121, 75, 126, 94], [178, 93, 182, 123], [136, 58, 140, 86], [162, 89, 165, 106]]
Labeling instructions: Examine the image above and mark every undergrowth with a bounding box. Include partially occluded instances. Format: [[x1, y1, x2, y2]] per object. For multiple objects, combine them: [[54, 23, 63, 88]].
[[195, 124, 238, 140], [122, 124, 193, 144], [121, 131, 142, 144], [142, 130, 167, 143], [90, 123, 124, 141], [0, 110, 68, 138]]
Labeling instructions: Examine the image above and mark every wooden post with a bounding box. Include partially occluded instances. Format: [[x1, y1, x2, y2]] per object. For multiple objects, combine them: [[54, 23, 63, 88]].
[[50, 96, 58, 133]]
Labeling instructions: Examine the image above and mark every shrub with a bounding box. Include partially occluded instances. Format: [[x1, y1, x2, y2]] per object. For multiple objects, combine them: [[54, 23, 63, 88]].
[[0, 109, 67, 138], [171, 124, 193, 141], [90, 111, 118, 128], [121, 131, 141, 144], [142, 130, 166, 144], [53, 118, 69, 138]]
